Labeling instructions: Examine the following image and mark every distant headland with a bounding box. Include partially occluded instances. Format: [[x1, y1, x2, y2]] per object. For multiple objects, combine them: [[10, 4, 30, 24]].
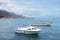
[[0, 10, 26, 18]]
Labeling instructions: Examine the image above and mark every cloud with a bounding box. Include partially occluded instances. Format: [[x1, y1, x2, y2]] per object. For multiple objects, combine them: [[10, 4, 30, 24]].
[[0, 0, 25, 14], [25, 2, 32, 5], [0, 0, 48, 14], [0, 0, 60, 17]]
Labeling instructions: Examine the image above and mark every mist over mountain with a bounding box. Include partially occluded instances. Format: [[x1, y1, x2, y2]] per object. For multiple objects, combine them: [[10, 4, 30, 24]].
[[0, 10, 26, 18]]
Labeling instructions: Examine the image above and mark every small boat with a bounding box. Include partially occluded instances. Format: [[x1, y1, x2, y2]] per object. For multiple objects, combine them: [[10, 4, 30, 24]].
[[15, 26, 41, 34], [32, 22, 51, 26]]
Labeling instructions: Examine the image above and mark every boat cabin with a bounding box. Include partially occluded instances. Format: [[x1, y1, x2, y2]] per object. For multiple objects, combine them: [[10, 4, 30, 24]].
[[27, 27, 37, 30]]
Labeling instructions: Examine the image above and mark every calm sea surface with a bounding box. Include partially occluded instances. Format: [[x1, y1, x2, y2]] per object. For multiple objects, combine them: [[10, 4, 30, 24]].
[[0, 18, 60, 40]]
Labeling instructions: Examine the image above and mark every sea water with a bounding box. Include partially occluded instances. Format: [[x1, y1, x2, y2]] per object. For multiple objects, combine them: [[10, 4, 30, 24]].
[[0, 18, 60, 40]]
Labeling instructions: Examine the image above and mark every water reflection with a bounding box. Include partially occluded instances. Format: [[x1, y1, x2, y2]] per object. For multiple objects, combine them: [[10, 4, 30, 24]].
[[14, 33, 40, 40]]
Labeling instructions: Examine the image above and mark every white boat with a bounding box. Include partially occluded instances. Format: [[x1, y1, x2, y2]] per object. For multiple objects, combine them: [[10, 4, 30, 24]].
[[32, 22, 51, 26], [15, 26, 41, 34]]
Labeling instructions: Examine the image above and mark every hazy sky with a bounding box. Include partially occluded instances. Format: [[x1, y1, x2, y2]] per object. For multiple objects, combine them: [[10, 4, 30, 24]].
[[0, 0, 60, 17]]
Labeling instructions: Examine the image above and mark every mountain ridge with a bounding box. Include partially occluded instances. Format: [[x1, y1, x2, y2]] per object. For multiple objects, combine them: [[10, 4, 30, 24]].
[[0, 10, 26, 18]]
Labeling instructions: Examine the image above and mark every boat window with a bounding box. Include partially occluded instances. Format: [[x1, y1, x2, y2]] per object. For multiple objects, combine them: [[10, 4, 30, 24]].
[[32, 28, 36, 30], [27, 28, 36, 30], [28, 28, 31, 30]]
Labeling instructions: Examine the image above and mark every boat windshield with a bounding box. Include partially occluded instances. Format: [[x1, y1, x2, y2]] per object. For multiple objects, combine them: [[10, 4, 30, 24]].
[[28, 28, 31, 30], [27, 28, 36, 30], [32, 28, 36, 30]]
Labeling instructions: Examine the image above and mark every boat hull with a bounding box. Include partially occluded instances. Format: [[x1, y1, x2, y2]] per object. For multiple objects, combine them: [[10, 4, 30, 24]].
[[15, 30, 40, 34], [24, 31, 39, 34]]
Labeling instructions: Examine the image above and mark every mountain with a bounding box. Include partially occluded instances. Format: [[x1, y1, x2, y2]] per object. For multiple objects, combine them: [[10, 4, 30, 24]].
[[0, 10, 26, 18]]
